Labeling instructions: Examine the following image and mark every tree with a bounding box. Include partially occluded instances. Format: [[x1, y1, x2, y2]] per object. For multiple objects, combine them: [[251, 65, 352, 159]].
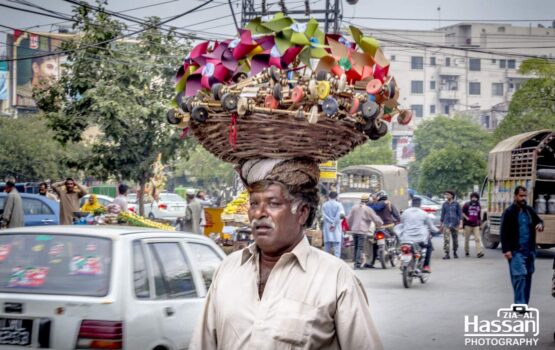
[[0, 116, 79, 182], [174, 144, 235, 190], [34, 4, 191, 214], [494, 58, 555, 141], [413, 115, 493, 161], [418, 146, 486, 197], [338, 133, 394, 169]]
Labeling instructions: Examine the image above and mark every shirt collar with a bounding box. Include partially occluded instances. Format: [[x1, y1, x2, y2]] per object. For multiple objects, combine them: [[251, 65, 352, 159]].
[[241, 235, 311, 272]]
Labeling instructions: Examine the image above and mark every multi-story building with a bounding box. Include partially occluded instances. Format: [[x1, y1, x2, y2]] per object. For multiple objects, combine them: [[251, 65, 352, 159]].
[[361, 22, 555, 164]]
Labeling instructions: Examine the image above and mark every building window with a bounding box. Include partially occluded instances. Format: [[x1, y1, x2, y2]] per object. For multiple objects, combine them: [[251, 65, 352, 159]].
[[390, 55, 396, 61], [430, 80, 436, 90], [440, 75, 458, 91], [411, 56, 424, 70], [469, 82, 481, 95], [430, 57, 436, 66], [508, 59, 516, 69], [411, 80, 424, 94], [445, 57, 451, 66], [498, 26, 506, 32], [492, 83, 504, 96], [430, 105, 436, 114], [469, 58, 481, 71], [410, 104, 423, 118], [491, 59, 497, 64], [500, 59, 506, 68], [444, 104, 450, 114]]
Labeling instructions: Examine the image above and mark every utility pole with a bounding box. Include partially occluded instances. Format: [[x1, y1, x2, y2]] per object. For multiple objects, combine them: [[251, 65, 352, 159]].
[[241, 0, 342, 34]]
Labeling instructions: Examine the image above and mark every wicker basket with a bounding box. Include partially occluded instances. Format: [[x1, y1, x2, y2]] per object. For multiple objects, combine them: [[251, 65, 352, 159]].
[[191, 112, 368, 164]]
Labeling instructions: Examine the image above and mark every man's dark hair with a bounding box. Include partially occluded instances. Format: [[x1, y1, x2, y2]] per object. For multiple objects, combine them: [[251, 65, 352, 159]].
[[196, 191, 205, 198], [328, 191, 338, 199], [411, 197, 422, 207], [445, 190, 455, 197], [470, 192, 480, 200], [118, 183, 128, 195], [65, 178, 74, 182], [5, 181, 15, 188], [514, 186, 527, 195], [39, 182, 48, 188]]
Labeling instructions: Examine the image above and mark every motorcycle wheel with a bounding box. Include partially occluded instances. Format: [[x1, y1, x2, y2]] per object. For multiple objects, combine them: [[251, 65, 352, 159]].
[[420, 273, 430, 284], [402, 265, 413, 288], [389, 236, 400, 267], [378, 247, 387, 269]]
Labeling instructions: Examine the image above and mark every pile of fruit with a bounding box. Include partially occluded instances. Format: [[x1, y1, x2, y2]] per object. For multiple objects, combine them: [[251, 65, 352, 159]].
[[118, 211, 175, 231], [222, 191, 250, 215]]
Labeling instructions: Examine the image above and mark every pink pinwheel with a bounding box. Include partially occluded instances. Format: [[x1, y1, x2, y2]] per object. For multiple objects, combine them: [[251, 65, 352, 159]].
[[250, 44, 302, 75]]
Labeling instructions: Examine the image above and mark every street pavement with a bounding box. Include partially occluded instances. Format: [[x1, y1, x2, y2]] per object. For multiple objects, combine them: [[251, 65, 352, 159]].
[[354, 237, 555, 350]]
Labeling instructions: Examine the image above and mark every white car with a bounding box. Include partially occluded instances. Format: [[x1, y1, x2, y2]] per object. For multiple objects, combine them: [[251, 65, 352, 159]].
[[0, 226, 225, 349], [143, 193, 187, 223]]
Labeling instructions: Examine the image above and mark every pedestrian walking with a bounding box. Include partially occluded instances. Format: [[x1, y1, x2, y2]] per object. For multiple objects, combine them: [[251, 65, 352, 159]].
[[1, 181, 24, 228], [501, 186, 544, 305], [183, 189, 202, 234], [51, 178, 88, 225], [321, 191, 345, 258], [440, 190, 462, 259], [346, 193, 383, 269], [196, 190, 212, 233], [38, 182, 57, 201], [462, 192, 484, 258], [189, 158, 383, 350]]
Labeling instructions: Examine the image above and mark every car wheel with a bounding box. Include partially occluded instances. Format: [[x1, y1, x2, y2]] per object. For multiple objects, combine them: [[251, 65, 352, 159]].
[[481, 224, 499, 249]]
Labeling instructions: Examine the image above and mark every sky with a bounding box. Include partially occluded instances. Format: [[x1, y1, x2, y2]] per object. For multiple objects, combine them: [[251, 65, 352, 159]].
[[1, 0, 555, 55]]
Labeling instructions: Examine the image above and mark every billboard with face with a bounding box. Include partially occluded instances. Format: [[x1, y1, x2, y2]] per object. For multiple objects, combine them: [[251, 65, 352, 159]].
[[8, 31, 66, 108]]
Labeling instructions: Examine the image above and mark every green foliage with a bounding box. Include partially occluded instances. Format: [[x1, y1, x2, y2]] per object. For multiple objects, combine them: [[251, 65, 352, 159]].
[[338, 133, 394, 169], [34, 4, 192, 212], [414, 115, 494, 161], [494, 58, 555, 142], [0, 116, 78, 181], [411, 115, 492, 193], [174, 144, 235, 189], [418, 146, 486, 197]]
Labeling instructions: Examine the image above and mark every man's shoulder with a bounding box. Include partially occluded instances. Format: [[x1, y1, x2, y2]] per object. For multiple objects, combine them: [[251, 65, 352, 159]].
[[308, 246, 354, 273]]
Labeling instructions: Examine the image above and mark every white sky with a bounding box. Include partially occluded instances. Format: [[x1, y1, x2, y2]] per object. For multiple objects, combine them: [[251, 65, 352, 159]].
[[1, 0, 555, 55]]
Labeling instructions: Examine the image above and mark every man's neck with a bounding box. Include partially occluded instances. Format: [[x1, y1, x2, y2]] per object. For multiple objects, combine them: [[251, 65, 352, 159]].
[[259, 233, 304, 266]]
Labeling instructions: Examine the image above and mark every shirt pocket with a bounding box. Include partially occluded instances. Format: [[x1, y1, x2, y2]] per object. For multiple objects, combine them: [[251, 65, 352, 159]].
[[271, 298, 317, 348]]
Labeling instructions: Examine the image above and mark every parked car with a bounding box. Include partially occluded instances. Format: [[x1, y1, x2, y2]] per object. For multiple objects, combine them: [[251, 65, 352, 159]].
[[414, 195, 442, 229], [143, 192, 187, 223], [0, 193, 59, 226], [79, 194, 114, 208], [0, 226, 226, 349]]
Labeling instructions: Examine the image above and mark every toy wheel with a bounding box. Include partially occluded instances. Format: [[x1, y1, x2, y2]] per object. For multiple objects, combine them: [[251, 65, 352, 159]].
[[273, 83, 283, 100], [337, 74, 347, 92], [295, 109, 305, 119], [291, 86, 304, 103], [166, 109, 181, 125], [221, 93, 238, 111], [349, 97, 361, 115], [366, 79, 383, 95], [211, 83, 223, 100], [317, 81, 331, 100], [264, 94, 279, 109], [269, 66, 281, 82], [191, 106, 209, 123], [237, 97, 249, 116], [361, 101, 379, 120], [397, 109, 413, 125], [232, 72, 247, 83], [184, 97, 194, 113], [388, 79, 397, 99], [308, 105, 319, 124], [322, 97, 339, 116], [308, 79, 318, 98], [375, 120, 388, 136]]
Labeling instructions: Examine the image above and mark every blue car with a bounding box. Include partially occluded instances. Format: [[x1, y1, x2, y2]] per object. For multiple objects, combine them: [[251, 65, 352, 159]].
[[0, 193, 60, 226]]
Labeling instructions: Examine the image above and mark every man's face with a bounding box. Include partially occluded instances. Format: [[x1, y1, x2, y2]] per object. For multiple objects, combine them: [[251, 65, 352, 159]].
[[445, 192, 453, 201], [32, 59, 58, 85], [471, 196, 478, 202], [248, 184, 305, 255], [39, 185, 46, 194], [515, 190, 527, 206], [198, 192, 205, 200], [65, 180, 75, 192]]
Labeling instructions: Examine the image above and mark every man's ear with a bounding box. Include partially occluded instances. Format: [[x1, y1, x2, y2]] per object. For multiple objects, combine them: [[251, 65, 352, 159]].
[[297, 203, 309, 226]]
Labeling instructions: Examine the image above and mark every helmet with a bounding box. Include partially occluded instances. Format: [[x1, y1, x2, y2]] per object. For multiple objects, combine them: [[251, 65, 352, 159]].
[[374, 190, 388, 200]]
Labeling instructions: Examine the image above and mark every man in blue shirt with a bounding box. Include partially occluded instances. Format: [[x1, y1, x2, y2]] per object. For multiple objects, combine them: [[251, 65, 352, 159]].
[[501, 186, 544, 305], [321, 191, 345, 258], [440, 190, 462, 259]]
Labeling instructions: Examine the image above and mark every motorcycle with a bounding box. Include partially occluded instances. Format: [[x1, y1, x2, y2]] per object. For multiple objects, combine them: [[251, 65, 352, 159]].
[[399, 241, 430, 288], [372, 228, 400, 269]]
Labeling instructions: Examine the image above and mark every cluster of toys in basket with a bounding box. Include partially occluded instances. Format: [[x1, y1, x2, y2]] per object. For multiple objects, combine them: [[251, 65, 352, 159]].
[[167, 14, 411, 141]]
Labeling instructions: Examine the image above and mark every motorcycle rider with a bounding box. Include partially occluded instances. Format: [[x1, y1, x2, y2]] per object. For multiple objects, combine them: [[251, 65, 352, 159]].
[[366, 190, 401, 268], [398, 197, 439, 273]]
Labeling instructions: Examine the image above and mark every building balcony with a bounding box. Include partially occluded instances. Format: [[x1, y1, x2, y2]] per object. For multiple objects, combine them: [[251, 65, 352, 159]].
[[438, 89, 459, 100]]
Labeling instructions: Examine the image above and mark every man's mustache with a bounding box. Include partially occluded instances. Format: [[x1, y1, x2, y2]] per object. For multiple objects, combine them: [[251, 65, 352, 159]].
[[251, 218, 276, 229]]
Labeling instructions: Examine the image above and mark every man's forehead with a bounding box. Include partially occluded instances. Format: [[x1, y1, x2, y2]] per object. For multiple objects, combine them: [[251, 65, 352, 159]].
[[249, 184, 287, 198]]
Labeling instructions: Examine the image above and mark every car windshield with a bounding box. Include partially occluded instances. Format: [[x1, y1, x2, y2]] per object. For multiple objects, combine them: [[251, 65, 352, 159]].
[[128, 194, 137, 203], [0, 234, 112, 297], [419, 196, 440, 206], [160, 194, 185, 203]]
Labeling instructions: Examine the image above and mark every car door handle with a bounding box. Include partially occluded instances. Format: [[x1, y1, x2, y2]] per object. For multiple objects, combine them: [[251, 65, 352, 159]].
[[164, 307, 175, 317], [41, 219, 54, 223]]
